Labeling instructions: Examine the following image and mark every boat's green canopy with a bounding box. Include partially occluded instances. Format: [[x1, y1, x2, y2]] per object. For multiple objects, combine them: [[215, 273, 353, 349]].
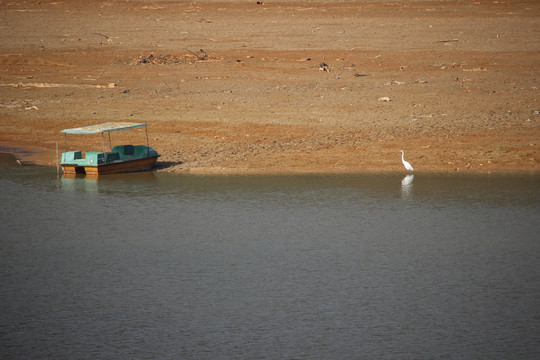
[[61, 122, 147, 134]]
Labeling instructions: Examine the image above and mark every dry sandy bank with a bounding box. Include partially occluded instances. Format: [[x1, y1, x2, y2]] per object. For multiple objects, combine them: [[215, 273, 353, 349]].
[[1, 0, 538, 174]]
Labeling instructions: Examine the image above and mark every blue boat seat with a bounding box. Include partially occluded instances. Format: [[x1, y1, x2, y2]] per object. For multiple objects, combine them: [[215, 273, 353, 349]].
[[111, 145, 157, 160], [106, 152, 121, 163], [61, 151, 83, 163], [134, 145, 151, 158], [123, 145, 135, 156], [85, 152, 105, 165]]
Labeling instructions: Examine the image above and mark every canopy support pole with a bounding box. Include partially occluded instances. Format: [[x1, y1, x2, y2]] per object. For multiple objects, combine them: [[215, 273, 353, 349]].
[[108, 131, 112, 151], [101, 132, 105, 153], [64, 133, 68, 152], [56, 142, 60, 174], [145, 125, 150, 157]]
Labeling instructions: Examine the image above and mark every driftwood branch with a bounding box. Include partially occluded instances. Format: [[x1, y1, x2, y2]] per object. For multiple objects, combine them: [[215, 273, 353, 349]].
[[185, 48, 208, 60], [93, 32, 110, 40]]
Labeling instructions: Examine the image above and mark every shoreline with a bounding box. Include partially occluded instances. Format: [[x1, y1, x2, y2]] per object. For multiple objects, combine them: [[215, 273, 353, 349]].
[[2, 145, 537, 176]]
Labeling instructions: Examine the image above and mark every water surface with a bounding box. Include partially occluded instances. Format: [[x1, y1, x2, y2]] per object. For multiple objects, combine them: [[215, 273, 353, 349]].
[[1, 164, 539, 359]]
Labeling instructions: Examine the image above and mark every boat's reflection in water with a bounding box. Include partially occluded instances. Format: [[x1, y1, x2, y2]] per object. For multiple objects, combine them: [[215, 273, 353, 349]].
[[60, 174, 99, 193], [60, 171, 158, 194]]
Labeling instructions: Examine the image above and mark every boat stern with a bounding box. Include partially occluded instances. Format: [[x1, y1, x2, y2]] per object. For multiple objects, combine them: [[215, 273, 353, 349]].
[[60, 151, 86, 174]]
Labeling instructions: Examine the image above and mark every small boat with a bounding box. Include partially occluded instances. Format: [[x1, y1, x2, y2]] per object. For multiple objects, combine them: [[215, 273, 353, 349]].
[[60, 122, 160, 175]]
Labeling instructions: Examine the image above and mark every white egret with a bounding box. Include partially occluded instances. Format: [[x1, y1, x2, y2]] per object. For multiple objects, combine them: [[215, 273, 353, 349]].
[[400, 150, 414, 172]]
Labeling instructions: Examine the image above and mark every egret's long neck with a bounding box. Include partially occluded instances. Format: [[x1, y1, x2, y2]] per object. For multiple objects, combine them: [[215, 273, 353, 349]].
[[401, 152, 405, 161]]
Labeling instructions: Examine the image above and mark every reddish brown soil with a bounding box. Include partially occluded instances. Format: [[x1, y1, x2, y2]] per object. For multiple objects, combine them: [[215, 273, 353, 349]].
[[1, 0, 539, 173]]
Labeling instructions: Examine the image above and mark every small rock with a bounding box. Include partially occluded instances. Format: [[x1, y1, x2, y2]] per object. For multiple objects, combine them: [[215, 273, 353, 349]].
[[319, 62, 330, 72], [378, 96, 391, 102]]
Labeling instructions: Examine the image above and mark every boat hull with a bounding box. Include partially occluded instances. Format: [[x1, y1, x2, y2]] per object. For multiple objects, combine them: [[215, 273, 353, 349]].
[[84, 156, 159, 175], [61, 164, 86, 175]]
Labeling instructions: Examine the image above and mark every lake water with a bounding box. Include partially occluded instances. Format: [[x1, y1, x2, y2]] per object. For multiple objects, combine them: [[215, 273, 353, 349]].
[[1, 160, 539, 359]]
